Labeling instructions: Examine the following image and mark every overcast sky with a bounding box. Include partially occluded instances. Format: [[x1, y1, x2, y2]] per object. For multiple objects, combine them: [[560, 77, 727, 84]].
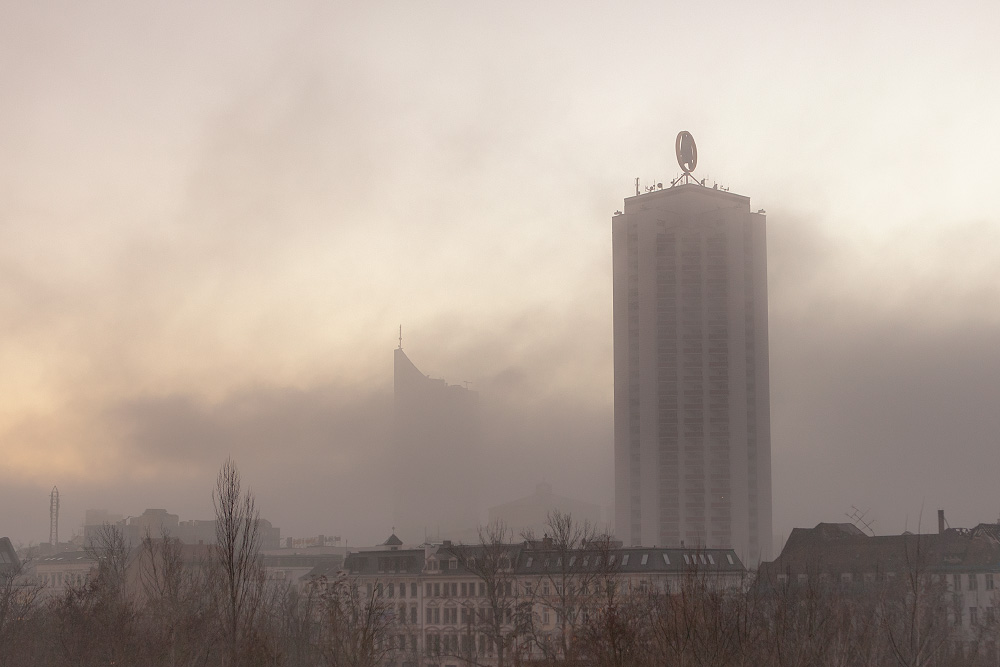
[[2, 1, 998, 549]]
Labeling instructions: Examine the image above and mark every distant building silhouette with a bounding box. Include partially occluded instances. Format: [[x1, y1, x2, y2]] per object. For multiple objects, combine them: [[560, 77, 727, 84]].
[[488, 482, 604, 537], [392, 347, 479, 541], [83, 507, 280, 549], [613, 180, 772, 561]]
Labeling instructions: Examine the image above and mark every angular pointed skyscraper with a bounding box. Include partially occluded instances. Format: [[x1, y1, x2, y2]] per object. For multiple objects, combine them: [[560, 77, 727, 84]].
[[613, 148, 772, 562], [392, 347, 480, 541]]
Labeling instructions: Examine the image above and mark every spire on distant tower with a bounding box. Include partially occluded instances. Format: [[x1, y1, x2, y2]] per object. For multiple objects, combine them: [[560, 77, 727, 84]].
[[398, 325, 403, 350]]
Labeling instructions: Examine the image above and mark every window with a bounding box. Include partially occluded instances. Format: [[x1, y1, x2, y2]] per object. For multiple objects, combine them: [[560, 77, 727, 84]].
[[641, 554, 648, 565], [411, 583, 418, 597], [683, 554, 690, 565], [400, 582, 406, 598], [411, 605, 417, 625], [526, 557, 533, 568], [622, 554, 630, 566], [451, 582, 458, 596], [971, 607, 979, 625], [662, 553, 671, 565], [479, 582, 485, 597], [569, 556, 576, 567], [953, 574, 962, 590], [434, 583, 440, 597], [840, 572, 852, 585], [700, 554, 707, 564], [449, 559, 457, 570], [388, 583, 394, 598], [727, 554, 735, 565], [707, 554, 715, 565], [461, 582, 468, 596], [426, 583, 432, 597], [969, 574, 978, 591], [988, 574, 995, 590]]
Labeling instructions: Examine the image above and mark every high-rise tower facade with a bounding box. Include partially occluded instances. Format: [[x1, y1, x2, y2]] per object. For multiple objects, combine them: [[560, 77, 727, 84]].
[[613, 172, 772, 562], [392, 347, 480, 541]]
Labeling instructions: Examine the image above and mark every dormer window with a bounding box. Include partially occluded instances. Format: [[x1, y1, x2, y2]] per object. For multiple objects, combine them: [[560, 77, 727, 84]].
[[640, 554, 649, 566]]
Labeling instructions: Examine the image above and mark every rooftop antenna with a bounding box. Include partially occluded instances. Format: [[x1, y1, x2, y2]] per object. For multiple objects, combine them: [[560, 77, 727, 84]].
[[398, 325, 403, 350], [49, 486, 59, 546], [845, 505, 876, 536], [635, 177, 640, 196]]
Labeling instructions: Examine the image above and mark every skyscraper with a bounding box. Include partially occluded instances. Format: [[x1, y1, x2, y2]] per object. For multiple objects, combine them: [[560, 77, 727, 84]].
[[392, 346, 480, 541], [613, 144, 772, 561]]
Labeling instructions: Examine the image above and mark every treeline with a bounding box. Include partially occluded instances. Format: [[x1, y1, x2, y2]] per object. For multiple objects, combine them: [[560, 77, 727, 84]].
[[0, 464, 994, 667]]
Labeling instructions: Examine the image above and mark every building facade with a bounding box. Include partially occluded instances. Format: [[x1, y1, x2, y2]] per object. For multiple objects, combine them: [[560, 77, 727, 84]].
[[339, 534, 745, 666], [613, 182, 772, 561], [759, 517, 1000, 659]]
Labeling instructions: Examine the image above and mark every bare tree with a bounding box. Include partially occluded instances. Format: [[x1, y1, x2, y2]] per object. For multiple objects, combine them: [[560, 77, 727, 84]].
[[137, 530, 218, 667], [880, 533, 953, 667], [0, 552, 42, 666], [451, 520, 530, 667], [213, 458, 267, 666], [315, 573, 394, 667], [48, 522, 140, 667], [521, 510, 617, 664], [85, 521, 132, 606]]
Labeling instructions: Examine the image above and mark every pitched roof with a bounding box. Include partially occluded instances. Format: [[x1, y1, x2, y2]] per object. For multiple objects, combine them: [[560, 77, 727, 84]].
[[763, 523, 1000, 579]]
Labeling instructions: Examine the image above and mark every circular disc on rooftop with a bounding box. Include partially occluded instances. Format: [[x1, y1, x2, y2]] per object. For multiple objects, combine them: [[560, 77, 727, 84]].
[[675, 131, 697, 173]]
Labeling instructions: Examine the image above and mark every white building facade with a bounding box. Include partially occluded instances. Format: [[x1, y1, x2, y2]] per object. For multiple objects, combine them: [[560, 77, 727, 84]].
[[613, 182, 772, 562]]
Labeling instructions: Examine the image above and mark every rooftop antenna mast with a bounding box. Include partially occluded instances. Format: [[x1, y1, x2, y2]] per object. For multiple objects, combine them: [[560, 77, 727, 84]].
[[49, 486, 59, 546], [398, 325, 403, 350], [845, 505, 876, 536]]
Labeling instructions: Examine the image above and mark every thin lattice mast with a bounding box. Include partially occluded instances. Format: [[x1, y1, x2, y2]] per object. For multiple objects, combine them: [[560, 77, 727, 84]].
[[49, 486, 59, 546]]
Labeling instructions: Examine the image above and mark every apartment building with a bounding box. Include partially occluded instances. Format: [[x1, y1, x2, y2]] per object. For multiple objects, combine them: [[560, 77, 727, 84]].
[[338, 533, 745, 666]]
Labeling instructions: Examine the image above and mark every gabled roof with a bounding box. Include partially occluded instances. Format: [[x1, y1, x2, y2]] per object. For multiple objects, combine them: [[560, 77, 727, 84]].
[[384, 533, 403, 546]]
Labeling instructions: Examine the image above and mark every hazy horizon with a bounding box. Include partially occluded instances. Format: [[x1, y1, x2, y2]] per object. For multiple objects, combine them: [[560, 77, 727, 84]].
[[3, 1, 998, 549]]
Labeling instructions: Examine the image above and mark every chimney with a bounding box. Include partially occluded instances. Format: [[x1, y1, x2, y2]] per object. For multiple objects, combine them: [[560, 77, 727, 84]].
[[938, 509, 946, 534]]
